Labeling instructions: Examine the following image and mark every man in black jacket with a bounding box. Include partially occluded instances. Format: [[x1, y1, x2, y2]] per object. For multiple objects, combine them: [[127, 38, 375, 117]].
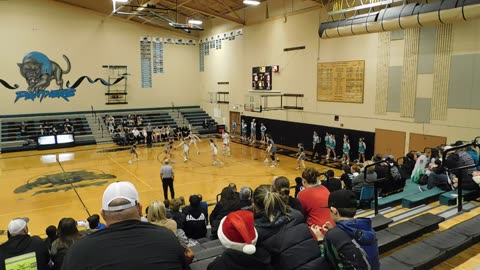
[[61, 181, 186, 270], [0, 217, 51, 270]]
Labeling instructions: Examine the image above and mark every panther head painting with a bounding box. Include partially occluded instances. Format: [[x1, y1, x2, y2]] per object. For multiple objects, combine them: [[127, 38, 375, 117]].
[[18, 51, 71, 92]]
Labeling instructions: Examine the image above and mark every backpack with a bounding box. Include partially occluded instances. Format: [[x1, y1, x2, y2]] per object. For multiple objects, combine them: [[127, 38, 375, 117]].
[[390, 166, 402, 181], [418, 174, 429, 185]]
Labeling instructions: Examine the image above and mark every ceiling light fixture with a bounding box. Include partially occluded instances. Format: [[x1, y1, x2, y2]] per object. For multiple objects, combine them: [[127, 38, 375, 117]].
[[188, 19, 203, 25], [243, 0, 260, 6], [113, 0, 129, 3]]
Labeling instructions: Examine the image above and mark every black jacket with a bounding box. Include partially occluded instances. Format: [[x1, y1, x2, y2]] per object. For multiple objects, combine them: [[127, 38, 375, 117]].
[[207, 248, 273, 270], [321, 178, 342, 193], [254, 208, 328, 270], [0, 234, 50, 270], [182, 205, 208, 239], [210, 201, 241, 235]]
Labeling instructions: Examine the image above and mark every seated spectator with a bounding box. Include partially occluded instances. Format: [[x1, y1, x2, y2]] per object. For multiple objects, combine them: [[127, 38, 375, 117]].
[[229, 182, 241, 200], [19, 122, 28, 137], [210, 187, 242, 237], [253, 185, 327, 270], [63, 118, 74, 134], [321, 170, 342, 193], [294, 176, 304, 197], [148, 200, 177, 234], [311, 189, 379, 270], [400, 152, 416, 180], [86, 214, 106, 231], [272, 176, 303, 214], [51, 218, 82, 270], [0, 217, 50, 270], [208, 210, 273, 270], [411, 154, 428, 183], [169, 198, 185, 230], [352, 161, 377, 199], [61, 181, 186, 269], [239, 186, 253, 209], [466, 146, 480, 171], [422, 160, 452, 191], [183, 195, 208, 239], [44, 225, 57, 252], [198, 194, 208, 215], [340, 164, 354, 190], [297, 167, 335, 234]]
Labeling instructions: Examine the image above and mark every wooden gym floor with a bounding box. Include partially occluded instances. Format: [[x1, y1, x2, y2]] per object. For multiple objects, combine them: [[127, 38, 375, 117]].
[[0, 139, 478, 269]]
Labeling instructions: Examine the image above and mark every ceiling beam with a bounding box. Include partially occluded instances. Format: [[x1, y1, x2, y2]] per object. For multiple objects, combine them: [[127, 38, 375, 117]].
[[157, 0, 245, 25], [218, 0, 243, 21]]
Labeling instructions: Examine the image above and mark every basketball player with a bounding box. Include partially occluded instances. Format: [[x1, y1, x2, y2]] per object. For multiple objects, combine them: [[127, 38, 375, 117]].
[[175, 138, 190, 162], [296, 143, 306, 170], [210, 139, 223, 166], [128, 142, 139, 164], [222, 130, 231, 157], [266, 134, 278, 168], [162, 141, 175, 163], [241, 119, 247, 142], [187, 131, 201, 154], [325, 132, 331, 160], [231, 120, 237, 137], [342, 135, 351, 164], [312, 131, 321, 160], [260, 123, 267, 144], [250, 119, 257, 143], [358, 137, 366, 163], [329, 133, 337, 160]]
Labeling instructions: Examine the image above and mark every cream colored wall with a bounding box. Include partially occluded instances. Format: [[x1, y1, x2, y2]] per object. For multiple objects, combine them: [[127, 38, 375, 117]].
[[200, 1, 480, 152], [0, 0, 200, 115]]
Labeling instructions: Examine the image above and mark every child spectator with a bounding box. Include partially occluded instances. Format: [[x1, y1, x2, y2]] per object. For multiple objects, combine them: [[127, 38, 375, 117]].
[[311, 189, 380, 270], [207, 210, 273, 270], [44, 225, 57, 252], [87, 214, 106, 231]]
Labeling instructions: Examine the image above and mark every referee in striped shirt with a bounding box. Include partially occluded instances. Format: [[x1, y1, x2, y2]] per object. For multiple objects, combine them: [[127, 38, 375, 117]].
[[160, 160, 175, 200]]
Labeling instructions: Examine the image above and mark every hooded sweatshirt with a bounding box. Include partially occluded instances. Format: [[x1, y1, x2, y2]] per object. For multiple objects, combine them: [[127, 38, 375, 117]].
[[0, 234, 51, 270], [323, 218, 379, 270]]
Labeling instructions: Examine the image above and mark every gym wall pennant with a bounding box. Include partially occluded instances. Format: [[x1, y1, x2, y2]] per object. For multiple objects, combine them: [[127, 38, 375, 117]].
[[0, 51, 125, 103]]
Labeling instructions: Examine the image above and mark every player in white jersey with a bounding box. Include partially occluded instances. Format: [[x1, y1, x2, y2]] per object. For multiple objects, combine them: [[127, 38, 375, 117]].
[[222, 131, 231, 156], [250, 119, 257, 143], [175, 138, 190, 162], [210, 139, 223, 166], [186, 131, 201, 154]]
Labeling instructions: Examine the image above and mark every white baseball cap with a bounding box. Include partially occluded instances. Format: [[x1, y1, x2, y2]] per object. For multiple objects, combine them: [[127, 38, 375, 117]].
[[8, 217, 29, 235], [102, 182, 139, 211]]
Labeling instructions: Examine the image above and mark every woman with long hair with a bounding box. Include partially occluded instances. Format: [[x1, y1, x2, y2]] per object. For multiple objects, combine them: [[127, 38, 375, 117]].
[[252, 185, 327, 270], [147, 200, 177, 233], [210, 187, 241, 237], [271, 176, 303, 214], [51, 218, 82, 270]]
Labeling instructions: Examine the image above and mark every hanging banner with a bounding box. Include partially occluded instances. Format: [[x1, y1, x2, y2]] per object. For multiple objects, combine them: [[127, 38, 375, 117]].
[[152, 37, 164, 74], [140, 36, 152, 88]]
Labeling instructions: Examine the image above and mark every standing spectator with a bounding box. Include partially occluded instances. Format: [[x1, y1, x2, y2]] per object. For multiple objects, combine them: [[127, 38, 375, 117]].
[[253, 185, 327, 270], [208, 210, 273, 270], [51, 218, 82, 270], [321, 170, 342, 193], [0, 218, 50, 270], [311, 190, 380, 270], [61, 181, 186, 270], [160, 159, 175, 200], [294, 177, 304, 198], [297, 167, 335, 235], [183, 195, 208, 239], [210, 187, 242, 237]]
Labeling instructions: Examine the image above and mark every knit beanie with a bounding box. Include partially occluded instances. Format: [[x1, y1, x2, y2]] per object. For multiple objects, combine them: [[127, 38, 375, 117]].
[[217, 210, 258, 255]]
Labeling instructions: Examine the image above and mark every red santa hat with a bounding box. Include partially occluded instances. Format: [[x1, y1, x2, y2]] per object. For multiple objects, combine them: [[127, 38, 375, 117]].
[[217, 210, 258, 255]]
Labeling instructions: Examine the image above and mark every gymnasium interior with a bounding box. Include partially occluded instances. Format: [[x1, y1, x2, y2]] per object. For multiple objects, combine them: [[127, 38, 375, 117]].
[[0, 0, 480, 269]]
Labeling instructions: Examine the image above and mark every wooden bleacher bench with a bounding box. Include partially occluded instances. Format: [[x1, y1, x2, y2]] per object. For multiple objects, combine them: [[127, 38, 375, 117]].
[[402, 188, 446, 208], [439, 189, 479, 206], [381, 215, 480, 269]]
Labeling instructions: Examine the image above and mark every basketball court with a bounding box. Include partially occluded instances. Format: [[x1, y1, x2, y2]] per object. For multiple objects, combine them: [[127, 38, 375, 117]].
[[0, 139, 339, 242]]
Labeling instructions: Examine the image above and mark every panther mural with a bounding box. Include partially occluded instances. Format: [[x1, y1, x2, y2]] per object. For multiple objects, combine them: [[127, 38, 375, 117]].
[[17, 52, 71, 93], [0, 51, 126, 102]]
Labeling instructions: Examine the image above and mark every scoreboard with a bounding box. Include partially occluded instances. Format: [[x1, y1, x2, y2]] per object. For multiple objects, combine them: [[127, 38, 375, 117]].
[[252, 66, 272, 90]]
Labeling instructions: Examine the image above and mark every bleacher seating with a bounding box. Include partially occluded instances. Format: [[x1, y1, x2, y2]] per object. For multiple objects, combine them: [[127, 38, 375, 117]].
[[0, 116, 94, 152], [106, 112, 177, 129], [380, 215, 480, 269], [179, 109, 217, 134], [401, 188, 445, 208]]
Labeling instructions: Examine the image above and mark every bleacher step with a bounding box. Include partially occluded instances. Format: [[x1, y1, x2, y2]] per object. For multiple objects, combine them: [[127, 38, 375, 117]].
[[402, 188, 445, 208], [439, 189, 479, 206]]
